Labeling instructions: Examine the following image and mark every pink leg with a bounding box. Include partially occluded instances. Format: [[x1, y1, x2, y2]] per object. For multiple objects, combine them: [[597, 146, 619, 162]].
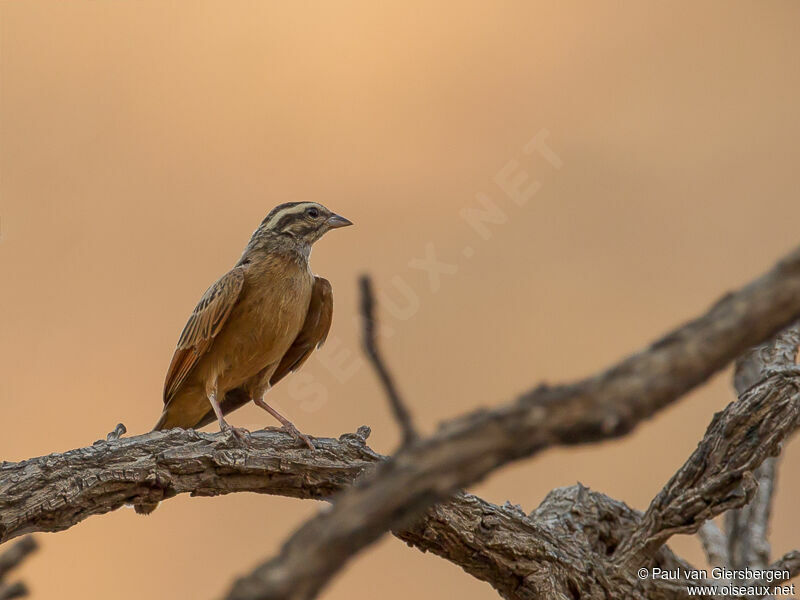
[[208, 390, 249, 441], [254, 396, 314, 450]]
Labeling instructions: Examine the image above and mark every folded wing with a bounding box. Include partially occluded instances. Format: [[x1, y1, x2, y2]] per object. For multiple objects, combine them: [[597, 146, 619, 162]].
[[270, 276, 333, 386], [189, 276, 332, 429], [163, 266, 246, 403]]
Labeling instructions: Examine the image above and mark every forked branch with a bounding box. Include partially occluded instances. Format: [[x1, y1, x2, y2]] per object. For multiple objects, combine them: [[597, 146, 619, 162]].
[[227, 246, 800, 600]]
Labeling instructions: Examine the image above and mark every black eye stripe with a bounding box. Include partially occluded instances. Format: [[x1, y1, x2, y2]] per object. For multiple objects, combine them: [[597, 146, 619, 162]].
[[272, 210, 320, 233], [261, 202, 304, 227], [274, 213, 297, 232], [261, 203, 324, 232]]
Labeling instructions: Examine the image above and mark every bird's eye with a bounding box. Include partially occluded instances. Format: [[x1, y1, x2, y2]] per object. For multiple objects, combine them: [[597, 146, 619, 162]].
[[306, 207, 319, 218]]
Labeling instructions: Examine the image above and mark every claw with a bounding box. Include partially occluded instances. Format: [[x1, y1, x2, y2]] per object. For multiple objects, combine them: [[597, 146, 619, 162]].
[[253, 396, 315, 450], [221, 423, 251, 444], [280, 424, 315, 450]]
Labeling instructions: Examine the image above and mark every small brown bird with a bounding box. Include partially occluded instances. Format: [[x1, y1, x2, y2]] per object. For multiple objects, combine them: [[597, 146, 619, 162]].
[[153, 201, 352, 446]]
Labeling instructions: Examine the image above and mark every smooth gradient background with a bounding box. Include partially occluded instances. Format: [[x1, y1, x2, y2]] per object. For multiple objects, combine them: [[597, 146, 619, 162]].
[[2, 2, 800, 598]]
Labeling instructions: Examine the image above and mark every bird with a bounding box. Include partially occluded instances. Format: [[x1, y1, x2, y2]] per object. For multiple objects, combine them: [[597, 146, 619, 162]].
[[152, 201, 352, 447]]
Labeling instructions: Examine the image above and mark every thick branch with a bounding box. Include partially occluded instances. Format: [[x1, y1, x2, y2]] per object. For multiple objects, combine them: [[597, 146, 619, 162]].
[[0, 427, 379, 544], [5, 247, 800, 600], [725, 327, 800, 573], [226, 247, 800, 599], [612, 369, 800, 571], [398, 485, 714, 600], [0, 426, 709, 600], [613, 324, 800, 573], [2, 425, 555, 596]]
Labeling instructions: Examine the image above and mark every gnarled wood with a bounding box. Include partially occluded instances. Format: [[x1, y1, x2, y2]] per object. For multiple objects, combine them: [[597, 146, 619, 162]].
[[227, 245, 800, 600]]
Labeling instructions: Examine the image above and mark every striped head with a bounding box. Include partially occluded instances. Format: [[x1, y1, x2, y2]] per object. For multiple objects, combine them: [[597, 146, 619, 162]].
[[246, 202, 352, 258]]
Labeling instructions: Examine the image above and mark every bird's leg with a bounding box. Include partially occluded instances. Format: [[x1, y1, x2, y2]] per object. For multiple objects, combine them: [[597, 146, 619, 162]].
[[254, 396, 314, 450], [208, 390, 249, 441]]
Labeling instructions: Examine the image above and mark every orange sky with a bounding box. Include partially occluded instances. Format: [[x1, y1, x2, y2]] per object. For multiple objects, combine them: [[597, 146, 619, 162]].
[[2, 2, 800, 598]]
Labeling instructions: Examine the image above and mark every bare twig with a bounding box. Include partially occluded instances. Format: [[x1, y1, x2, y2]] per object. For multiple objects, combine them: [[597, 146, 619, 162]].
[[726, 457, 778, 572], [0, 582, 27, 600], [105, 422, 127, 442], [225, 246, 800, 599], [768, 550, 800, 584], [0, 536, 37, 600], [698, 521, 729, 568], [359, 275, 418, 447], [0, 537, 36, 580]]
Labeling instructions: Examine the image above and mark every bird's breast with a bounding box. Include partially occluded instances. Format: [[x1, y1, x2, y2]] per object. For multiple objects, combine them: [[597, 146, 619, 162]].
[[204, 259, 314, 390]]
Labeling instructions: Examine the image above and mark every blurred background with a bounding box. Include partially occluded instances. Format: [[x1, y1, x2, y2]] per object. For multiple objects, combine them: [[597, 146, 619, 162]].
[[2, 1, 800, 598]]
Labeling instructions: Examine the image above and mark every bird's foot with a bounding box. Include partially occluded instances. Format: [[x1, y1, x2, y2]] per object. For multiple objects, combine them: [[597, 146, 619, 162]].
[[220, 423, 251, 444], [267, 424, 315, 450]]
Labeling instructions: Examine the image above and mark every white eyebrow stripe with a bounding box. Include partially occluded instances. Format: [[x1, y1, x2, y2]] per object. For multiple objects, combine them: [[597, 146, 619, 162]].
[[263, 203, 317, 230]]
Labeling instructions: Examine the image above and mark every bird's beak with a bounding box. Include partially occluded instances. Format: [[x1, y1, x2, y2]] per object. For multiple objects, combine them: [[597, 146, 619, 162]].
[[326, 213, 353, 229]]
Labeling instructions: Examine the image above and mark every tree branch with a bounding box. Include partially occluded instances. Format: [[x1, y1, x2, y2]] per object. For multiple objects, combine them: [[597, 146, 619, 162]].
[[612, 323, 800, 595], [225, 246, 800, 599], [768, 551, 800, 585], [0, 427, 379, 544], [0, 425, 712, 600], [0, 537, 36, 581], [725, 327, 800, 574], [398, 485, 714, 600], [358, 275, 418, 447], [611, 361, 800, 572], [0, 424, 718, 600], [5, 247, 800, 600], [0, 536, 37, 600], [698, 521, 730, 568], [0, 582, 28, 600]]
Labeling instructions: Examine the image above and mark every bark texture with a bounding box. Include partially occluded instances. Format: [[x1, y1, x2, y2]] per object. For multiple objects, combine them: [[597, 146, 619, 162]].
[[227, 246, 800, 600], [0, 427, 379, 543], [2, 247, 800, 600]]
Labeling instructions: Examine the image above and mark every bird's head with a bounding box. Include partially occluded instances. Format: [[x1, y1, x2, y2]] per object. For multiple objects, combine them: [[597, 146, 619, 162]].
[[250, 202, 352, 257]]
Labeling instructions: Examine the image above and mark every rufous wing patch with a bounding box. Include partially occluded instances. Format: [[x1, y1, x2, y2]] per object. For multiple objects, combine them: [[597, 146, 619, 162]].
[[163, 266, 246, 403]]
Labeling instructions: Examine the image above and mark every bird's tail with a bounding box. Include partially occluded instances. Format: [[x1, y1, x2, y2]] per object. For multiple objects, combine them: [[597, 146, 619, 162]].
[[152, 393, 205, 431]]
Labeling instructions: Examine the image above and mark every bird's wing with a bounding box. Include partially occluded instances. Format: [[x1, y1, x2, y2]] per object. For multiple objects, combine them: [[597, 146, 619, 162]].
[[269, 276, 333, 386], [163, 266, 246, 403]]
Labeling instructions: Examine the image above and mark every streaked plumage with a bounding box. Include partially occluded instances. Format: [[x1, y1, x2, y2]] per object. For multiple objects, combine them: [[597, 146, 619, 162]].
[[152, 201, 351, 440]]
